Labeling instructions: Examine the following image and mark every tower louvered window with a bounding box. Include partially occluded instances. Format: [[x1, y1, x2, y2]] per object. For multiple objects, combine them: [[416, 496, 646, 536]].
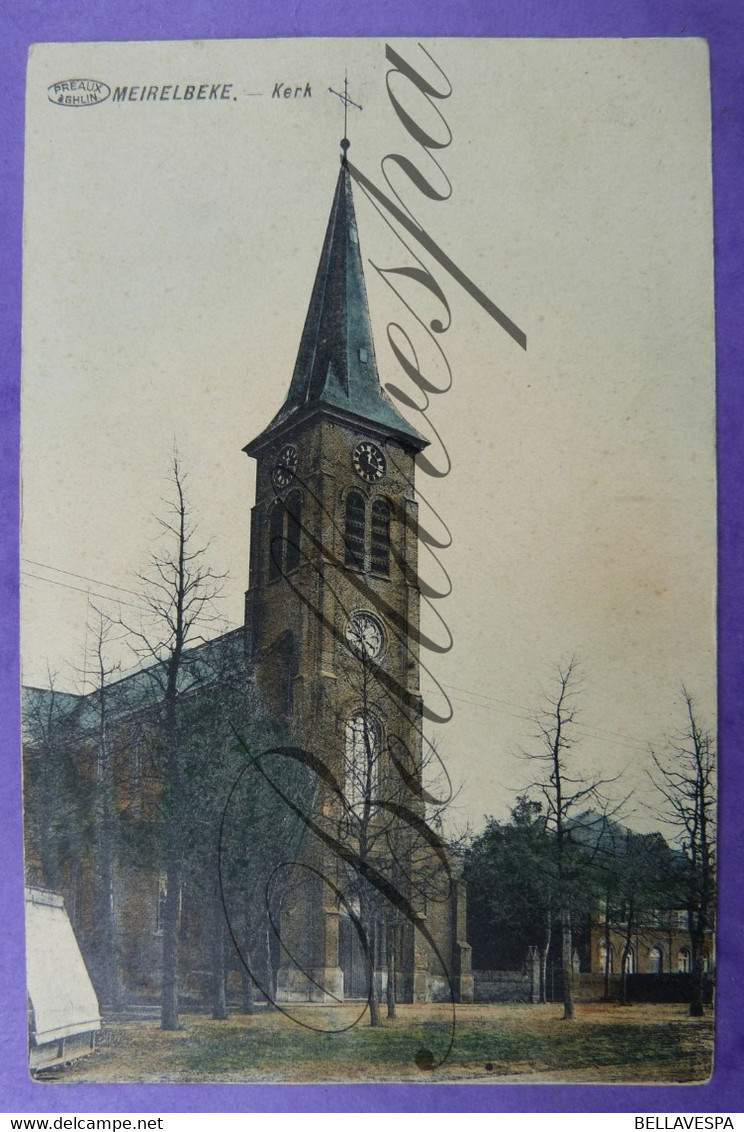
[[344, 492, 366, 569], [268, 493, 303, 581], [285, 491, 302, 574], [370, 500, 391, 576], [268, 503, 284, 582]]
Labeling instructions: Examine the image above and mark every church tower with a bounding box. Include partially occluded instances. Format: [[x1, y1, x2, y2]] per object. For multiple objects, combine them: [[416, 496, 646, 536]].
[[243, 139, 470, 1004]]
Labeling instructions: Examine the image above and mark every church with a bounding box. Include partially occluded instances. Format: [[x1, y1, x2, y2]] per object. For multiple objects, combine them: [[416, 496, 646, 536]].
[[22, 134, 472, 1011]]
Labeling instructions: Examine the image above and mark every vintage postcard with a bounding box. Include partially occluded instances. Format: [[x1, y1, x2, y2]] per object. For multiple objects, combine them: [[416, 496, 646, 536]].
[[20, 37, 716, 1086]]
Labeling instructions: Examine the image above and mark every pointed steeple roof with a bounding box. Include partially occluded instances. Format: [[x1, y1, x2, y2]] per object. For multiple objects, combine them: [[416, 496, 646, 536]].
[[245, 151, 428, 455]]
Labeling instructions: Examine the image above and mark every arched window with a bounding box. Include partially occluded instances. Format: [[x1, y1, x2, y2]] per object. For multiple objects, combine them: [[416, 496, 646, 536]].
[[155, 872, 181, 933], [268, 503, 284, 582], [344, 713, 380, 813], [370, 500, 391, 576], [620, 945, 635, 975], [599, 940, 613, 974], [268, 493, 303, 580], [677, 947, 691, 973], [285, 491, 302, 574], [648, 946, 663, 974], [344, 492, 366, 569]]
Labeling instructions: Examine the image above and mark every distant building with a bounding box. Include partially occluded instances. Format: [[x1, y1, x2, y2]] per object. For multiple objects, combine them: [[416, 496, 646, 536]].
[[464, 808, 713, 1002], [571, 812, 715, 981]]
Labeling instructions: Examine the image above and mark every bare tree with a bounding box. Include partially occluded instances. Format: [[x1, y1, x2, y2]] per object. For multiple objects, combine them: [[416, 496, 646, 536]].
[[22, 671, 89, 898], [337, 625, 388, 1027], [649, 688, 716, 1017], [333, 620, 455, 1026], [82, 609, 124, 1010], [123, 454, 225, 1030], [521, 658, 615, 1020], [592, 827, 675, 1005]]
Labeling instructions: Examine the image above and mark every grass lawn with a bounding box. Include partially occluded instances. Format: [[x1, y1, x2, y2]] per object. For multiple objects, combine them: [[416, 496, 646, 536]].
[[46, 1001, 713, 1085]]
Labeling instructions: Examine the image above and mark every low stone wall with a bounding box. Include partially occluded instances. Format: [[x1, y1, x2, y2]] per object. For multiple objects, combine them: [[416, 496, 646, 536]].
[[624, 973, 713, 1004], [472, 968, 714, 1006], [574, 972, 713, 1004], [572, 973, 606, 1002], [472, 969, 532, 1003]]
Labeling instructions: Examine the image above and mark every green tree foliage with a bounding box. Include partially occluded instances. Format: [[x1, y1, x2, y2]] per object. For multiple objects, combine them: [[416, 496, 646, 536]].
[[465, 795, 595, 1002], [464, 797, 554, 971], [22, 681, 93, 897], [176, 638, 314, 1018]]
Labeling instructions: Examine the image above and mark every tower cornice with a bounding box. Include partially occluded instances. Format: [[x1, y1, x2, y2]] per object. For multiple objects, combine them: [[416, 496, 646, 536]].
[[243, 401, 425, 459]]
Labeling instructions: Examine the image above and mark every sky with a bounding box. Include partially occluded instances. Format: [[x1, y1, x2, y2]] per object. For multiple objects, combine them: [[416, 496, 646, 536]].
[[21, 37, 716, 836]]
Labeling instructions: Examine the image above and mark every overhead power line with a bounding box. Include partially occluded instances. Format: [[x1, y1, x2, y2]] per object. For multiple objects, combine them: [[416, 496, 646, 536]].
[[432, 677, 649, 747], [22, 557, 140, 598], [421, 681, 650, 755], [22, 572, 240, 634], [21, 571, 144, 611], [24, 559, 652, 755]]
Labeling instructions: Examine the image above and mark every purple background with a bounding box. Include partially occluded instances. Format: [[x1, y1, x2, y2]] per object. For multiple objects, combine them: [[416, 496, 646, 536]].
[[2, 0, 742, 1114]]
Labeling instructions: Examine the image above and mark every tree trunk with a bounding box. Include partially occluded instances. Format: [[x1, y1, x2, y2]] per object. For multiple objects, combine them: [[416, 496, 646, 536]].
[[39, 820, 60, 896], [98, 829, 123, 1010], [689, 922, 705, 1017], [211, 885, 228, 1020], [561, 908, 574, 1020], [241, 962, 256, 1015], [264, 922, 277, 1010], [602, 893, 612, 1002], [360, 891, 380, 1026], [239, 906, 257, 1013], [386, 923, 397, 1019], [368, 938, 381, 1026], [539, 905, 551, 1003], [161, 687, 182, 1031], [253, 923, 279, 1014], [620, 899, 634, 1007], [161, 854, 181, 1030], [98, 751, 123, 1011], [689, 958, 705, 1017], [539, 944, 549, 1003]]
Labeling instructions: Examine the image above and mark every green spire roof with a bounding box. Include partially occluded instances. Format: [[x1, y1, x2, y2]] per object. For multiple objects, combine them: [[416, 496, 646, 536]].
[[245, 156, 428, 455]]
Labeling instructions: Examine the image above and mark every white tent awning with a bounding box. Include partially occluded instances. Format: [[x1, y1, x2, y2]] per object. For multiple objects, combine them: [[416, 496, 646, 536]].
[[25, 887, 101, 1046]]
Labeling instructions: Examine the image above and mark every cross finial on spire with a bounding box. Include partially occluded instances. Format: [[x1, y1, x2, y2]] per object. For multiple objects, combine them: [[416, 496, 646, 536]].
[[328, 71, 362, 162]]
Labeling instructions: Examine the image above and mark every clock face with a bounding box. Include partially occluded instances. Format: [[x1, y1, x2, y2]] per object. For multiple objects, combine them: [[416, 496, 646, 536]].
[[271, 444, 298, 491], [345, 612, 384, 660], [352, 440, 386, 483]]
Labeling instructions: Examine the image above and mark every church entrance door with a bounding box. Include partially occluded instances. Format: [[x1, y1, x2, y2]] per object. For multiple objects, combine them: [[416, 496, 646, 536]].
[[339, 914, 369, 1000]]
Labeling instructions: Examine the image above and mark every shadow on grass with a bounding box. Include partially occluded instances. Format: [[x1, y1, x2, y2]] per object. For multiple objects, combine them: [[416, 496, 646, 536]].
[[182, 1014, 700, 1079]]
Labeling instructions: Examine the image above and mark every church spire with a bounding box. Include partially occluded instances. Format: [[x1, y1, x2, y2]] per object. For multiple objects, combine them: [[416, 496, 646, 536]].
[[245, 145, 428, 455]]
